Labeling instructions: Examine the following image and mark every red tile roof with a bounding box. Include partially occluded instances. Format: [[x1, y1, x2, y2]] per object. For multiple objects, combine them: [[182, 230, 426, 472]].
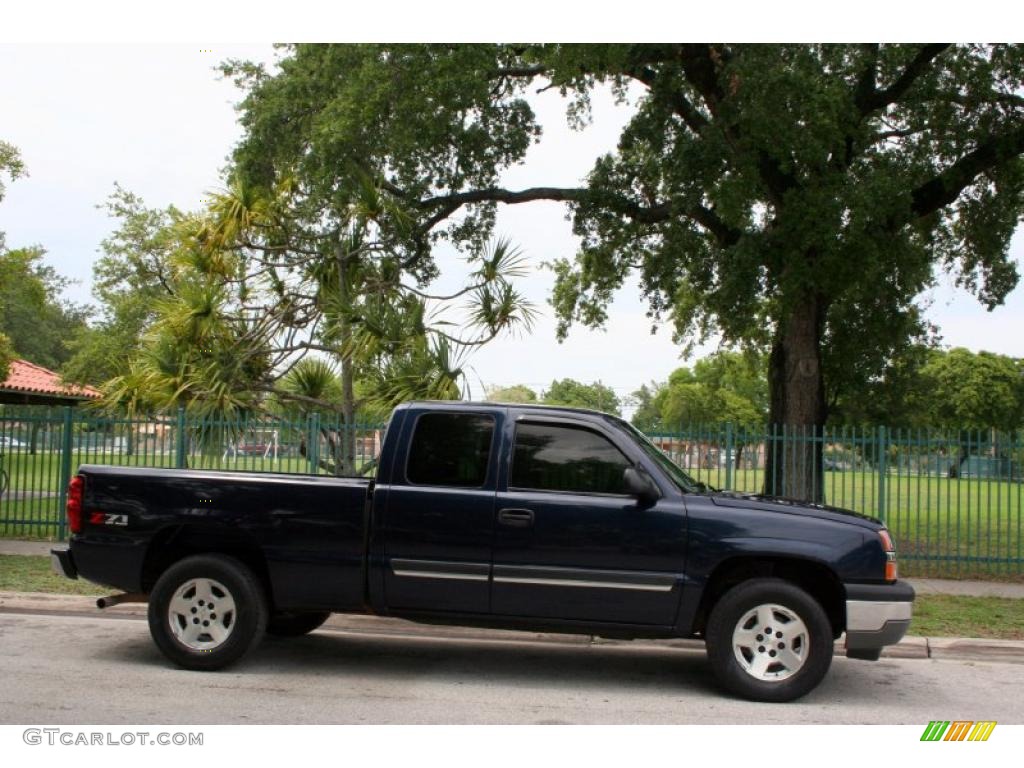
[[1, 359, 101, 399]]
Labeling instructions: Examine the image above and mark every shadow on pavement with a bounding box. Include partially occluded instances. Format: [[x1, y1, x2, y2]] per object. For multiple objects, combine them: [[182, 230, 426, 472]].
[[92, 626, 729, 695]]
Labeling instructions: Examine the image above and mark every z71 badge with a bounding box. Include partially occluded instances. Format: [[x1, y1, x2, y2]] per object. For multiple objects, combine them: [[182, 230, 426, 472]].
[[89, 512, 128, 526]]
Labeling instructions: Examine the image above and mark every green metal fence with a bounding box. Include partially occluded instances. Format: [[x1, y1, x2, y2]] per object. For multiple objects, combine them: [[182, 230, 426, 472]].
[[1, 406, 1021, 578]]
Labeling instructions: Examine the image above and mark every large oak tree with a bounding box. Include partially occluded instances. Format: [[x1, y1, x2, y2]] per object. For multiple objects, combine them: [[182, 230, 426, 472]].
[[224, 44, 1024, 499]]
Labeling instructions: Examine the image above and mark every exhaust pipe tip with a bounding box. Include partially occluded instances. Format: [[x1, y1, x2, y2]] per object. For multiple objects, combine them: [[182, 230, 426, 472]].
[[97, 593, 147, 609]]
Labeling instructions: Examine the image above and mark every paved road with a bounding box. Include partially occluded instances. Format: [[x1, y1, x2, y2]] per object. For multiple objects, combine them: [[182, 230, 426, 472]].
[[1, 611, 1022, 724]]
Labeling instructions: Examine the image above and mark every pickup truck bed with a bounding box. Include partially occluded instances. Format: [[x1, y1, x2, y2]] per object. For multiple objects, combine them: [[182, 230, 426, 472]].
[[71, 466, 371, 611]]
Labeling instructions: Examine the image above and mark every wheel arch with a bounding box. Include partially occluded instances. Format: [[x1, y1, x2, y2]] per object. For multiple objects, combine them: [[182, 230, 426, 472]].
[[692, 556, 846, 639], [140, 524, 274, 605]]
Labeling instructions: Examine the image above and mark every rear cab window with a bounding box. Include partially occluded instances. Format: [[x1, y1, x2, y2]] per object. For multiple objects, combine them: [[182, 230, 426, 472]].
[[405, 412, 496, 488]]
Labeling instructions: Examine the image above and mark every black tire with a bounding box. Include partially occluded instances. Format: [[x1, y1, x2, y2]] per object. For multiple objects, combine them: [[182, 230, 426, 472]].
[[148, 554, 268, 671], [266, 611, 331, 637], [705, 578, 833, 702]]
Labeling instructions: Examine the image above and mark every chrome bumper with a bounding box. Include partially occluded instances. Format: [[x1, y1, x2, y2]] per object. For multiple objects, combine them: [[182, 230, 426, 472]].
[[844, 581, 914, 658], [846, 599, 913, 632]]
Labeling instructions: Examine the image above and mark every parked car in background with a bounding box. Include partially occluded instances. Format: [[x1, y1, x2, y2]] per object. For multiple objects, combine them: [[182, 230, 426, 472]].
[[823, 458, 851, 472], [0, 436, 27, 450], [235, 441, 272, 456]]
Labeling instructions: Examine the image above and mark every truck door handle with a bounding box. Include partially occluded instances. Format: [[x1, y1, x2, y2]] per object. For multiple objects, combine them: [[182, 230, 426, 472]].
[[498, 508, 534, 527]]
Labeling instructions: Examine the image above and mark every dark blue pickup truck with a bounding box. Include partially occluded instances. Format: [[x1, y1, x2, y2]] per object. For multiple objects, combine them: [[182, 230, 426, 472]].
[[52, 401, 913, 702]]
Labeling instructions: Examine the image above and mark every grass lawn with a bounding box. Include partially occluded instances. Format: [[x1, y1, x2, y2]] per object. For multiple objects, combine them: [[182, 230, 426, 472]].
[[1, 554, 1022, 639], [911, 594, 1024, 640], [0, 554, 103, 595]]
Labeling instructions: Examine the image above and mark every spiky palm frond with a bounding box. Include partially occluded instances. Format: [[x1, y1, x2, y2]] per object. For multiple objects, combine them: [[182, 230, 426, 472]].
[[204, 177, 274, 250], [363, 335, 469, 408], [347, 170, 416, 239], [98, 358, 165, 417], [465, 280, 538, 337], [151, 280, 231, 347], [331, 291, 427, 361], [278, 358, 343, 403], [473, 236, 531, 282]]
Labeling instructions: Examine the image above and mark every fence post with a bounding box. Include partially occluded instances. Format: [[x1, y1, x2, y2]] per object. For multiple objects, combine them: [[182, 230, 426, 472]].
[[724, 422, 734, 491], [175, 407, 187, 468], [57, 406, 74, 541], [877, 425, 888, 524], [308, 412, 321, 474]]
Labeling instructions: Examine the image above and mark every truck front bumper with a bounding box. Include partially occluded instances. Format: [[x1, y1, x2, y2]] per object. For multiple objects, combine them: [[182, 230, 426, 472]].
[[51, 548, 78, 580], [843, 580, 914, 660]]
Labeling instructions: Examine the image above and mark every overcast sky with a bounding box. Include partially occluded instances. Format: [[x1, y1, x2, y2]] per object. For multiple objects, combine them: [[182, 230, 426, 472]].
[[1, 43, 1022, 409]]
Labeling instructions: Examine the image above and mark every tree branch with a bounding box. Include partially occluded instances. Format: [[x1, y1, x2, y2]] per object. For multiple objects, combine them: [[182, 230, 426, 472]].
[[490, 66, 547, 79], [857, 44, 951, 114], [256, 385, 344, 414], [942, 91, 1024, 111], [909, 124, 1024, 219], [677, 44, 726, 115], [675, 44, 797, 204], [415, 185, 742, 246], [853, 43, 880, 113], [624, 64, 709, 134]]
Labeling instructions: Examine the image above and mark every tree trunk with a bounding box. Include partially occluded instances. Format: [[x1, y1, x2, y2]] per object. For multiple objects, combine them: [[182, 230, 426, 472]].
[[947, 429, 971, 478], [340, 354, 356, 475], [336, 241, 357, 476], [763, 294, 827, 502]]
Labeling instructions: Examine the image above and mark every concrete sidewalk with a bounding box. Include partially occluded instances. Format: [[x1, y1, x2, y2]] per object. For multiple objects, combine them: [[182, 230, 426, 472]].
[[910, 578, 1024, 599], [0, 540, 54, 557], [5, 538, 1022, 598]]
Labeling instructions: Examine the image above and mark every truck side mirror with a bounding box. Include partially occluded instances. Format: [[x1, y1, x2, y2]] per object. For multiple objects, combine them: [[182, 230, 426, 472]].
[[624, 467, 660, 505]]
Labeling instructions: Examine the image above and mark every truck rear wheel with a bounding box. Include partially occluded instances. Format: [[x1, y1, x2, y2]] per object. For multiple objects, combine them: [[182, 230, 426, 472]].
[[266, 611, 331, 637], [705, 578, 833, 702], [148, 554, 268, 671]]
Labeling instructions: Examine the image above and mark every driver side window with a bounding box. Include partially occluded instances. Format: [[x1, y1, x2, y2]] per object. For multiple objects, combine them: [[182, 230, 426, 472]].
[[510, 422, 630, 495]]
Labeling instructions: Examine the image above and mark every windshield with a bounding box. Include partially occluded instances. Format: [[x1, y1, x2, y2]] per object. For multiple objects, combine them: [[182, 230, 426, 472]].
[[613, 418, 712, 494]]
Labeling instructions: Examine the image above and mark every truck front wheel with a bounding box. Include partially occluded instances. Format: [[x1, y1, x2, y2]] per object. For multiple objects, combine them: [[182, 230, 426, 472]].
[[705, 578, 833, 702], [148, 554, 268, 671]]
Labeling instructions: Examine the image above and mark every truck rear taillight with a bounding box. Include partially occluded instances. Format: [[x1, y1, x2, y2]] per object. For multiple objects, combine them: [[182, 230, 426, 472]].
[[879, 529, 897, 581], [67, 475, 85, 534]]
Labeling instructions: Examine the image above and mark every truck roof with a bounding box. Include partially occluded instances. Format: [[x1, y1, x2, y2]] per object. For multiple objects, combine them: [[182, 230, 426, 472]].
[[397, 400, 620, 421]]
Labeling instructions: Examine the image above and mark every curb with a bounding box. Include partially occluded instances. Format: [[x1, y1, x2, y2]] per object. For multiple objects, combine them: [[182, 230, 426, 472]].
[[1, 590, 1021, 663]]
